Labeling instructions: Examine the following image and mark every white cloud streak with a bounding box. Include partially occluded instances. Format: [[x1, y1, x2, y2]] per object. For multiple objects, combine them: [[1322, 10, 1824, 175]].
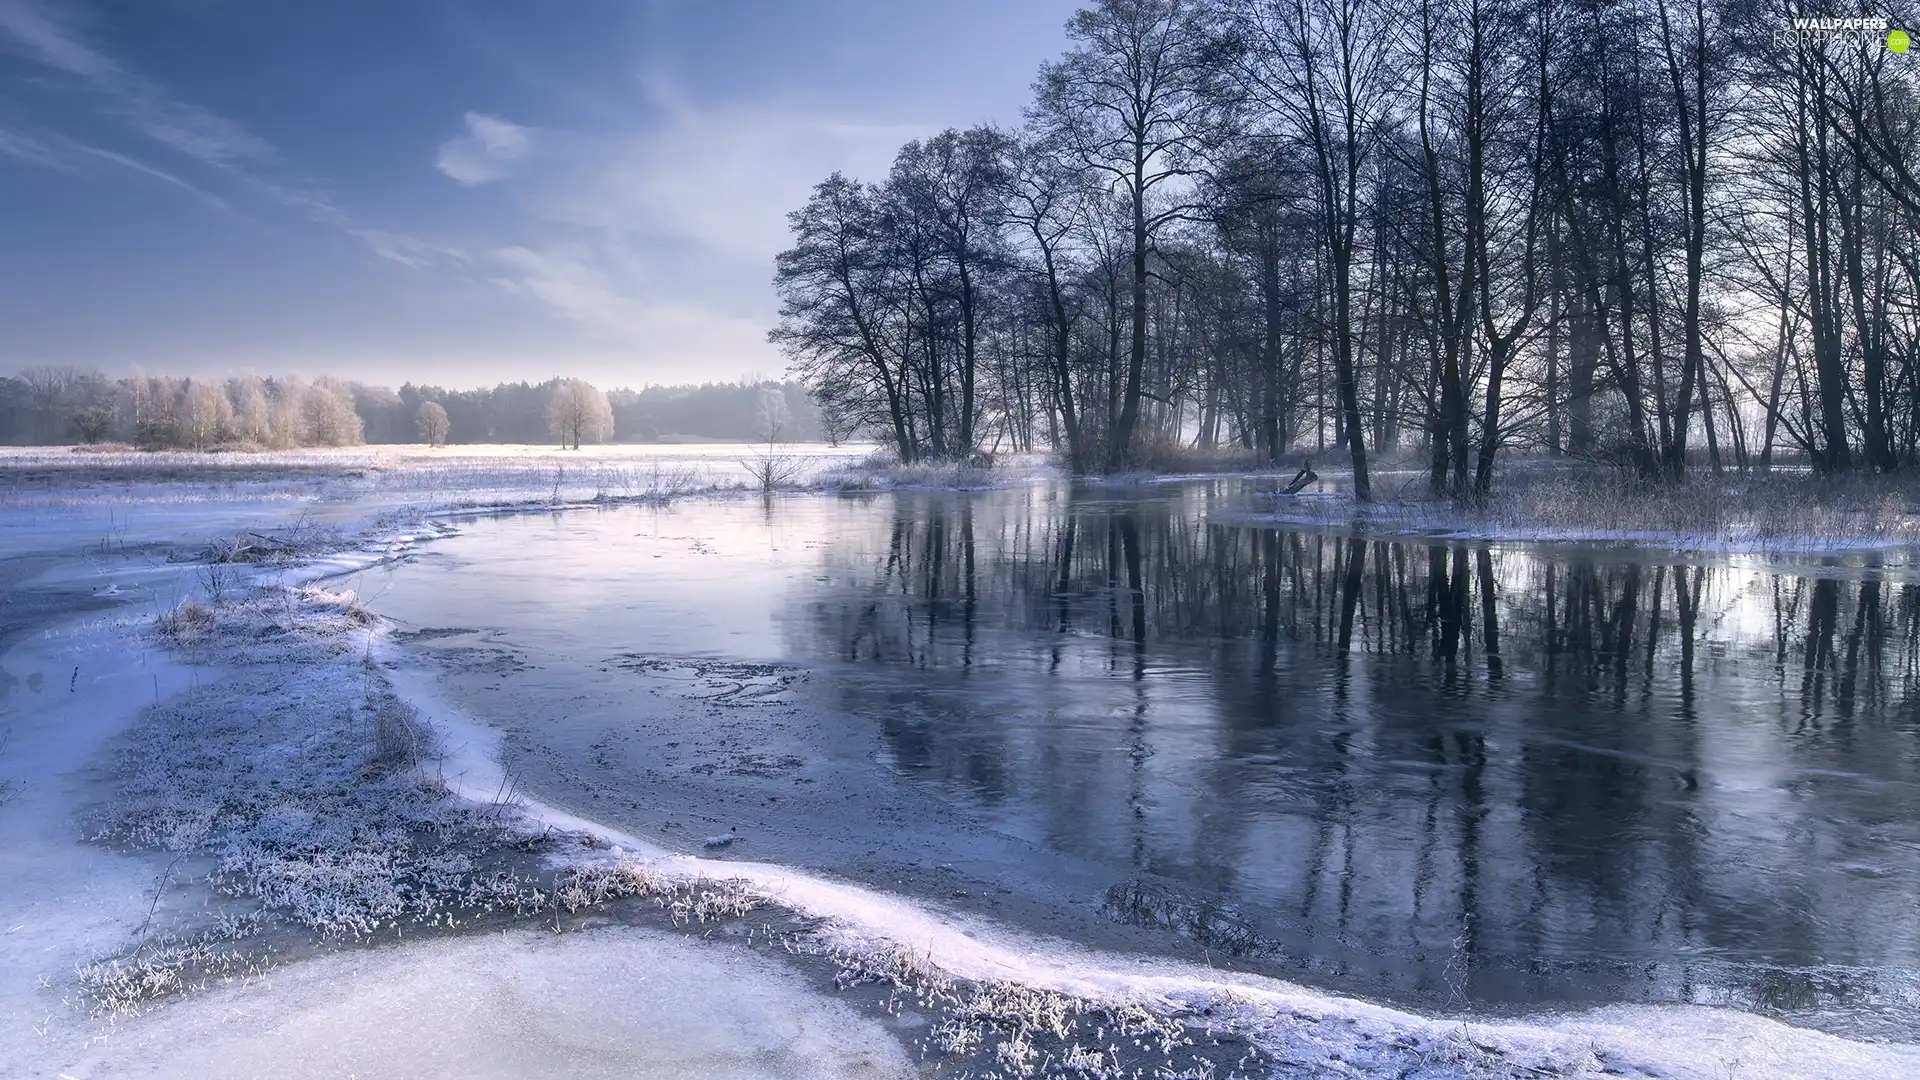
[[0, 0, 442, 269], [0, 0, 274, 169], [0, 123, 67, 170], [59, 137, 234, 211], [436, 111, 532, 185], [540, 110, 921, 263], [467, 94, 923, 373], [490, 243, 777, 373], [0, 119, 232, 209]]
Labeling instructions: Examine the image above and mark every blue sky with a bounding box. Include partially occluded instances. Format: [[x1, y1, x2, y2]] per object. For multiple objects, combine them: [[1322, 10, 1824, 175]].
[[0, 0, 1077, 388]]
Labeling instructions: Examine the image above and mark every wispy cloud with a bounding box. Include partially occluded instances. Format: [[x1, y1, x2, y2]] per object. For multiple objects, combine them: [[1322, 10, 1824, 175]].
[[0, 118, 233, 209], [443, 79, 923, 375], [538, 110, 921, 264], [436, 112, 532, 186], [59, 137, 233, 211], [353, 228, 468, 271], [490, 243, 778, 372], [0, 123, 67, 170], [0, 0, 274, 169], [0, 0, 448, 270]]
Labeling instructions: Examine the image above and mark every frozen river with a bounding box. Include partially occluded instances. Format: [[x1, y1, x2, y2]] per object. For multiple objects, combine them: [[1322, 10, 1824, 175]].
[[366, 477, 1920, 1041]]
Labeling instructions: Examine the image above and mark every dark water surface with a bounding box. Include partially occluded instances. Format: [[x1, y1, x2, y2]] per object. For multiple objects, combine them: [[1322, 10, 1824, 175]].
[[369, 480, 1920, 1038]]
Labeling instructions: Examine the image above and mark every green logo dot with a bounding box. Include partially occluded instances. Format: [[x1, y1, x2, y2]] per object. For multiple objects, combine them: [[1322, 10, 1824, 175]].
[[1891, 29, 1911, 53]]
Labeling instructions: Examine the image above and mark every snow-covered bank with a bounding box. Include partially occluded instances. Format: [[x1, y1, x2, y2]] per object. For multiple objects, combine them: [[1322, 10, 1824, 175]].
[[57, 925, 916, 1080], [811, 452, 1058, 492], [0, 580, 930, 1079], [10, 456, 1920, 1079], [0, 441, 875, 513], [0, 608, 199, 1074], [1245, 466, 1920, 555]]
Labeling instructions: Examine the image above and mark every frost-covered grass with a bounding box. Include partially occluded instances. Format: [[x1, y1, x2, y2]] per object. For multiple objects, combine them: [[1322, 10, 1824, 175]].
[[93, 590, 560, 939], [81, 585, 798, 1020], [821, 943, 1274, 1080], [75, 919, 269, 1018], [812, 450, 1053, 492], [1261, 462, 1920, 552], [0, 442, 875, 510]]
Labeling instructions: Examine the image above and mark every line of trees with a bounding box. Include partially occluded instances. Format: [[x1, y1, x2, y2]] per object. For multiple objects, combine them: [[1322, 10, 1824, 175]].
[[0, 368, 822, 448], [772, 0, 1920, 497], [0, 368, 368, 450]]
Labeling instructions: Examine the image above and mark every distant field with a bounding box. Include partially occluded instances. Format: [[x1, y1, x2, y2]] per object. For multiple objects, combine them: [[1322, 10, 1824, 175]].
[[0, 441, 871, 468], [0, 442, 880, 508]]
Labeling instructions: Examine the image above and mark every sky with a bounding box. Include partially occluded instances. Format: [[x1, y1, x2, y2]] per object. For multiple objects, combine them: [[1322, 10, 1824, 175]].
[[0, 0, 1080, 389]]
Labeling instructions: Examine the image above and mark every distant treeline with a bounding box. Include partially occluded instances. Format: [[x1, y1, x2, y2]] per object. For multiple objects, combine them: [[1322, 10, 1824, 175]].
[[0, 366, 823, 448]]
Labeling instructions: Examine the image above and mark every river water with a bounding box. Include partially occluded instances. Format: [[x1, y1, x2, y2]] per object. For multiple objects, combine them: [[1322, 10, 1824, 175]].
[[366, 477, 1920, 1040]]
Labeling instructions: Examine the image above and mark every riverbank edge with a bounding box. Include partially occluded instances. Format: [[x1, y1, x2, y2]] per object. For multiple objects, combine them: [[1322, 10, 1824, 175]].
[[16, 478, 1920, 1080]]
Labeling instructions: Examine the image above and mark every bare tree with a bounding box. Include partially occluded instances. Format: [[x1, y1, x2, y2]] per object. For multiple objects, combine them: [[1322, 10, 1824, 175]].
[[773, 174, 922, 461], [1034, 0, 1216, 470], [73, 405, 112, 444], [890, 127, 1014, 455], [182, 379, 233, 449], [1218, 0, 1395, 498], [228, 375, 275, 445], [416, 400, 451, 446], [1006, 131, 1097, 473], [16, 365, 75, 444], [547, 378, 614, 450], [305, 377, 366, 447], [743, 386, 806, 491]]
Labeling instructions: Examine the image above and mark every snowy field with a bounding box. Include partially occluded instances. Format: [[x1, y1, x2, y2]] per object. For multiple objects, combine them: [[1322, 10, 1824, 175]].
[[0, 442, 881, 511], [3, 446, 1917, 1079]]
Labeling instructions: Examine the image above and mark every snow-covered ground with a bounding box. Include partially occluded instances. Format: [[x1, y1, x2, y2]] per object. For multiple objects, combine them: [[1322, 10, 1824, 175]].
[[4, 447, 1918, 1079], [0, 441, 881, 516], [1237, 463, 1920, 555], [61, 926, 916, 1080]]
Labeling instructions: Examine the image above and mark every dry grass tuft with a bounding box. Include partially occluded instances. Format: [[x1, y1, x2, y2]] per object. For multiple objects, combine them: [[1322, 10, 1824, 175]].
[[813, 452, 1005, 492], [298, 585, 377, 625], [154, 600, 216, 641], [74, 913, 272, 1018], [816, 940, 1258, 1080], [551, 864, 762, 925], [368, 692, 431, 769]]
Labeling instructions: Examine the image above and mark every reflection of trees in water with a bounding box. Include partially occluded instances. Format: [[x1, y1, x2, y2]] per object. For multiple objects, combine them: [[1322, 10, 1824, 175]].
[[797, 489, 1920, 1014]]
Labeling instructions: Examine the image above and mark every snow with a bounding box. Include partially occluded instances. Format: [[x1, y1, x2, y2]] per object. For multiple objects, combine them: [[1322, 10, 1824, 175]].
[[5, 450, 1920, 1079], [0, 557, 915, 1079], [0, 442, 877, 513], [57, 925, 916, 1080], [0, 609, 201, 1075]]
